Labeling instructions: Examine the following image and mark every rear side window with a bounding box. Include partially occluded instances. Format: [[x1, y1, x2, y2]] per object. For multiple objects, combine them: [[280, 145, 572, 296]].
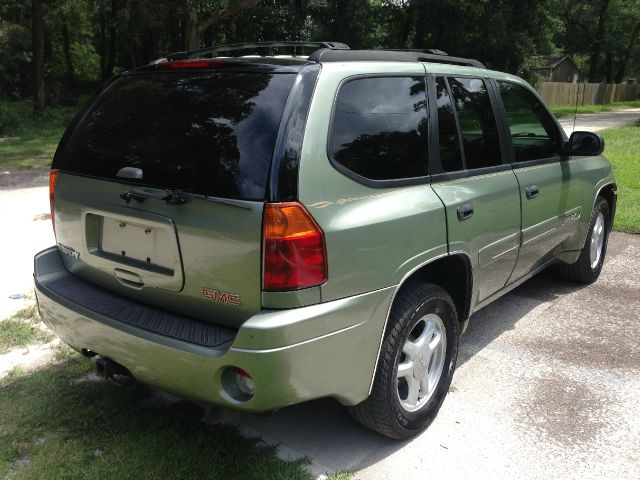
[[448, 77, 502, 169], [330, 76, 428, 181], [435, 78, 463, 172], [497, 81, 563, 162], [55, 71, 296, 200]]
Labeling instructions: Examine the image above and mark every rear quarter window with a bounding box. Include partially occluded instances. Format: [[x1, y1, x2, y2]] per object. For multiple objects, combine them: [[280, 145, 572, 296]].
[[55, 71, 296, 200], [329, 76, 428, 181]]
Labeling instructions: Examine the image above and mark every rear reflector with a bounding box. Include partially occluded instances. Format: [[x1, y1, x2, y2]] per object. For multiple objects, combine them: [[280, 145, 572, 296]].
[[157, 59, 224, 69], [49, 169, 58, 235], [262, 202, 327, 291], [234, 368, 256, 398]]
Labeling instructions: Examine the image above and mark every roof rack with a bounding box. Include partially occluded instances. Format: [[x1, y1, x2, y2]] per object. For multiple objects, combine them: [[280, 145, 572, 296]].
[[166, 41, 350, 61], [307, 48, 486, 69]]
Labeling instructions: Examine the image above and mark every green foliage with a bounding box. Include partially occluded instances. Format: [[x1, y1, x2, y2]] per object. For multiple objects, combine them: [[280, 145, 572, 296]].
[[554, 0, 640, 82], [1, 0, 639, 107]]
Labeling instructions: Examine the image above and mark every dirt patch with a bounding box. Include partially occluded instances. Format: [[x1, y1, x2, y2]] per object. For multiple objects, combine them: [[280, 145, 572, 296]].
[[518, 374, 609, 446], [0, 167, 50, 190]]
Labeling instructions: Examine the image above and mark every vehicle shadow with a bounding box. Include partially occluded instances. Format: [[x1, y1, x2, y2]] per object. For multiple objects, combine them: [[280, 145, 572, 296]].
[[226, 270, 589, 473]]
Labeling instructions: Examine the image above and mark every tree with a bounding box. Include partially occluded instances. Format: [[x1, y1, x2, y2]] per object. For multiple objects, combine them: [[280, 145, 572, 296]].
[[183, 0, 263, 50], [31, 0, 45, 111], [555, 0, 640, 83]]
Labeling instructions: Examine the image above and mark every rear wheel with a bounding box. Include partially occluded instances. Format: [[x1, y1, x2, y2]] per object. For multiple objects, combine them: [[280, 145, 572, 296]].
[[349, 283, 459, 439], [555, 196, 610, 284]]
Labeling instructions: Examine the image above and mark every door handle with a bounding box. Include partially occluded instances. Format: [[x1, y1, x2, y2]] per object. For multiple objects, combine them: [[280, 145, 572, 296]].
[[525, 184, 539, 199], [457, 203, 474, 221]]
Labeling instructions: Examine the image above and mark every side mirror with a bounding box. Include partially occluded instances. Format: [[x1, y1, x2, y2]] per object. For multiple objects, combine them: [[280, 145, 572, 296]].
[[566, 131, 605, 156]]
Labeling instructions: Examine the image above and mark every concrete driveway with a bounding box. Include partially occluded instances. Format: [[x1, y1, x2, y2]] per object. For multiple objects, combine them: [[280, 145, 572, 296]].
[[559, 108, 640, 134], [228, 232, 640, 479]]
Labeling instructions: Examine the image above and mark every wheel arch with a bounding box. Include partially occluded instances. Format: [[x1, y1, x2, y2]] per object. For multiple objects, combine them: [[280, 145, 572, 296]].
[[367, 253, 474, 395], [596, 182, 617, 226]]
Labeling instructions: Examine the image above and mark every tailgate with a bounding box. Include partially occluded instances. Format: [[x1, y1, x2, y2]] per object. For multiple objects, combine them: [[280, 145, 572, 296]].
[[50, 69, 297, 327], [54, 172, 264, 327]]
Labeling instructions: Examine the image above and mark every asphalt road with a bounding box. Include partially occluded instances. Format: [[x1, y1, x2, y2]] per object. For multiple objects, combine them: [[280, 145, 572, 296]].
[[559, 107, 640, 134]]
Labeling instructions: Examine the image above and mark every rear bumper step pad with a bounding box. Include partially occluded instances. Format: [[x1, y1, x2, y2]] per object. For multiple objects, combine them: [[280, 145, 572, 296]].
[[44, 274, 236, 348]]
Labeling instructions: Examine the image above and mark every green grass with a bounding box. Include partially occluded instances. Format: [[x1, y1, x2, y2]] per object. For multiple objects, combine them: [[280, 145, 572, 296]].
[[600, 121, 640, 234], [0, 305, 54, 354], [0, 99, 80, 169], [0, 353, 324, 480], [550, 100, 640, 118]]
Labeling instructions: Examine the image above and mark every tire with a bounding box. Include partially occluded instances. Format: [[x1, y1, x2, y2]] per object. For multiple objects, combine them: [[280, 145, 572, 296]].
[[349, 282, 459, 439], [555, 196, 611, 284]]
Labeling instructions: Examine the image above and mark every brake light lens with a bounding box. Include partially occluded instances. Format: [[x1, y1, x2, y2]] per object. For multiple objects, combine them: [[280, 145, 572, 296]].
[[49, 169, 58, 235], [157, 59, 224, 69], [262, 202, 327, 291]]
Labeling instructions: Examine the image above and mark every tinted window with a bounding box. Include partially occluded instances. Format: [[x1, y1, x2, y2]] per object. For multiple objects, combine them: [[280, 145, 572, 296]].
[[448, 77, 502, 169], [56, 72, 296, 200], [435, 78, 463, 172], [497, 81, 563, 162], [330, 76, 428, 180]]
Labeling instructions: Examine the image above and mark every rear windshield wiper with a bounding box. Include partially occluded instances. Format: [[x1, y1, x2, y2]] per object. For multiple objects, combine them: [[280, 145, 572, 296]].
[[119, 188, 251, 210], [120, 188, 188, 205]]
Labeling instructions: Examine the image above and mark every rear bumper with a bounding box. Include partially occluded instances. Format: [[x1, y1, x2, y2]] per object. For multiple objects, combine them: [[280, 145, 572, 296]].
[[34, 247, 394, 411]]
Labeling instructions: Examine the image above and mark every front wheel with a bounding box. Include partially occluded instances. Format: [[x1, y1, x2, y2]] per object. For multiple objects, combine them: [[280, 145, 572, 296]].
[[555, 196, 611, 284], [349, 283, 459, 439]]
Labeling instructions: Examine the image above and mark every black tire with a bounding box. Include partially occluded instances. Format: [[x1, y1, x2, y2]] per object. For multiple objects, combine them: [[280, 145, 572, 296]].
[[349, 282, 459, 439], [555, 196, 611, 284]]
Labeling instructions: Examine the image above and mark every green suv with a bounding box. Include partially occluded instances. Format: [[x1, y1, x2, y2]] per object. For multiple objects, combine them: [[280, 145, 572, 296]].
[[34, 42, 616, 439]]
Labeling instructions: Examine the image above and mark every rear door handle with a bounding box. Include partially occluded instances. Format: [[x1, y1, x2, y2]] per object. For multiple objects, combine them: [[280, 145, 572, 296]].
[[525, 184, 539, 199], [457, 203, 474, 221]]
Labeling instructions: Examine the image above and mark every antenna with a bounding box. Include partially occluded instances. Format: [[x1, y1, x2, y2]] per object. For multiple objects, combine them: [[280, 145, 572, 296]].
[[572, 83, 580, 133]]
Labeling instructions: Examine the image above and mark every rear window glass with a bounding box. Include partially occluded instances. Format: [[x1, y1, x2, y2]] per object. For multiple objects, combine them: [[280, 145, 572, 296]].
[[55, 71, 295, 200], [448, 77, 502, 170], [330, 76, 428, 181]]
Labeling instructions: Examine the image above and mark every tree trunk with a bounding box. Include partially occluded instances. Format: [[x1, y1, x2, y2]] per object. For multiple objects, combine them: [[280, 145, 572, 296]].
[[399, 0, 413, 48], [103, 0, 117, 80], [32, 0, 45, 112], [98, 0, 118, 80], [184, 10, 200, 50], [292, 0, 307, 39], [605, 51, 613, 84], [614, 21, 640, 83], [62, 21, 74, 84], [169, 7, 182, 52], [588, 0, 611, 83]]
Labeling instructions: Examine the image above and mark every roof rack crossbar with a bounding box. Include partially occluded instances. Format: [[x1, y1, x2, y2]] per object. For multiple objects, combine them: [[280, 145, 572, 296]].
[[166, 41, 350, 61]]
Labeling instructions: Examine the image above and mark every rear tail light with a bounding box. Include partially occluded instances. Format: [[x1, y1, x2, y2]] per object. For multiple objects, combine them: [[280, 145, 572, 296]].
[[156, 59, 224, 69], [262, 202, 327, 291], [49, 169, 59, 235]]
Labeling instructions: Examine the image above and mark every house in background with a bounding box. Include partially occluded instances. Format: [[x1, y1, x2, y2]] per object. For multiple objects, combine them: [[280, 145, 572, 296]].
[[534, 55, 580, 83]]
